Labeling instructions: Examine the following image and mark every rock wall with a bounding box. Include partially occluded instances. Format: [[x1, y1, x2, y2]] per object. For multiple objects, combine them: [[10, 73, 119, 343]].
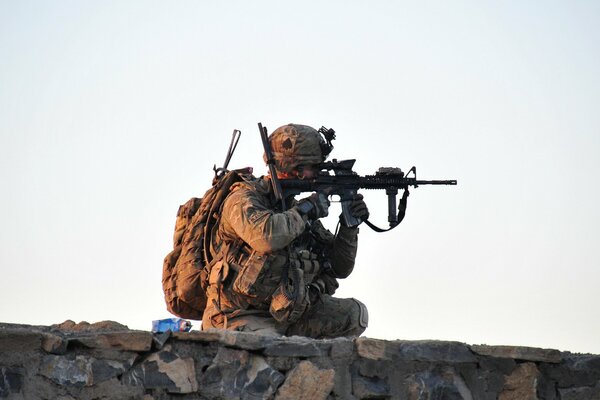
[[1, 321, 599, 399]]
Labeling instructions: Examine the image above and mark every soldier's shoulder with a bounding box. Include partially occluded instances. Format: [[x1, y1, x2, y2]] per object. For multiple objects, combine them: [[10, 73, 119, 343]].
[[221, 176, 271, 221], [232, 175, 268, 192], [226, 175, 270, 202]]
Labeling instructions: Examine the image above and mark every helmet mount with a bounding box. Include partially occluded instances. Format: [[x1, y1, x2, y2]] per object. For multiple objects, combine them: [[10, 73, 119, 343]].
[[318, 126, 336, 157]]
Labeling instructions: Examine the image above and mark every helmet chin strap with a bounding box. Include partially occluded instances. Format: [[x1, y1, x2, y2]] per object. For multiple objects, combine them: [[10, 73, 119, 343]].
[[297, 172, 311, 180], [296, 168, 309, 180]]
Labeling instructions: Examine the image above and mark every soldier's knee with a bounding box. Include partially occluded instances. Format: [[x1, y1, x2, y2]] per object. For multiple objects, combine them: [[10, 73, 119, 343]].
[[350, 298, 369, 335]]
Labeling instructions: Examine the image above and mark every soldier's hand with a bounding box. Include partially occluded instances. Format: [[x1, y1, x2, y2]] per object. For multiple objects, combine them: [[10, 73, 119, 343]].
[[296, 192, 330, 220], [341, 194, 369, 226], [309, 274, 339, 300], [319, 273, 339, 295]]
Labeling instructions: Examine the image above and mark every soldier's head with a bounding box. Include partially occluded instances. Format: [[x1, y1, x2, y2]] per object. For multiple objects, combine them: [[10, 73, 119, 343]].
[[265, 123, 333, 179]]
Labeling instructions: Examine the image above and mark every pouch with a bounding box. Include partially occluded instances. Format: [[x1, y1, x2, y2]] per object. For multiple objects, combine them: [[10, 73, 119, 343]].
[[232, 251, 268, 297], [269, 267, 307, 324]]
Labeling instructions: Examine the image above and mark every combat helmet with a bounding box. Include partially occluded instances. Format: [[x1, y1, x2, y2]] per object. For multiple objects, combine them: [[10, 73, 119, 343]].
[[265, 124, 333, 174]]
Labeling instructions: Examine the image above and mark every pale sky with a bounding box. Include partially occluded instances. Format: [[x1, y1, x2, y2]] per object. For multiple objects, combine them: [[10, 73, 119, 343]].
[[1, 1, 599, 354]]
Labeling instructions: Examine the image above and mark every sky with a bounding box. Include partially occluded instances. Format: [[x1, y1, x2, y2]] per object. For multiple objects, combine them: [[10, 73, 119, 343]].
[[1, 1, 599, 354]]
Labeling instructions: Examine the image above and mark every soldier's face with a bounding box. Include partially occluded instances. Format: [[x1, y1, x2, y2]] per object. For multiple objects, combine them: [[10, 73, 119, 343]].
[[295, 164, 319, 180]]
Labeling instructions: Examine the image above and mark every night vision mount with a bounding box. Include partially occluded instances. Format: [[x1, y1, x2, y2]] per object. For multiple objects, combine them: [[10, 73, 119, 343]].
[[318, 126, 336, 157]]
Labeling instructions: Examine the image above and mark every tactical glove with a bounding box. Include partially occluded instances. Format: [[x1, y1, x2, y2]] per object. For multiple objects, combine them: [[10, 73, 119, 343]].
[[318, 273, 339, 295], [340, 193, 369, 226], [308, 274, 339, 303], [296, 192, 330, 220]]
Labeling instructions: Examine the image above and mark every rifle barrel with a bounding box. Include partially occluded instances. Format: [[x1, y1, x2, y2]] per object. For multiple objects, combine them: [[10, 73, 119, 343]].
[[415, 180, 457, 185]]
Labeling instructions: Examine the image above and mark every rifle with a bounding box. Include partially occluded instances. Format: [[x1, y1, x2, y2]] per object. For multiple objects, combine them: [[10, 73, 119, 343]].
[[258, 123, 457, 232]]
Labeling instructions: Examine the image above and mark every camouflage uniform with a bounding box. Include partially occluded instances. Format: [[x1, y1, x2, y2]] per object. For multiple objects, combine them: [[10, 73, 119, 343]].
[[201, 124, 369, 338]]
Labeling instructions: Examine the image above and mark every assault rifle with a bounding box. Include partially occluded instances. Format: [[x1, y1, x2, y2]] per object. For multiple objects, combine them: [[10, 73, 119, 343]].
[[258, 123, 457, 232]]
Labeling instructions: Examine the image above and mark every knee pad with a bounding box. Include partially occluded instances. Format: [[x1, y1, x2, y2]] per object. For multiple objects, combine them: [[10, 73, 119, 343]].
[[352, 298, 369, 329]]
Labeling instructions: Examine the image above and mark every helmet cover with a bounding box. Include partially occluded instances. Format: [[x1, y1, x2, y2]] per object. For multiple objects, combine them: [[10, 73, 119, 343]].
[[264, 124, 327, 173]]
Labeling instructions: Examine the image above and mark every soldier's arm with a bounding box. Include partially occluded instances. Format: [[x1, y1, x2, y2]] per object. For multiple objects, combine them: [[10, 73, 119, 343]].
[[311, 222, 358, 279], [330, 225, 358, 278], [221, 186, 306, 253]]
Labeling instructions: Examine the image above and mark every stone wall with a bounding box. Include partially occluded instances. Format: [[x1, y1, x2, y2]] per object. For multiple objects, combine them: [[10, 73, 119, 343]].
[[1, 321, 599, 399]]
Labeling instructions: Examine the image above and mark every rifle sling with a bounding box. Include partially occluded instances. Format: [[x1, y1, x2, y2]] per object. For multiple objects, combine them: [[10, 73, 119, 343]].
[[363, 207, 406, 232]]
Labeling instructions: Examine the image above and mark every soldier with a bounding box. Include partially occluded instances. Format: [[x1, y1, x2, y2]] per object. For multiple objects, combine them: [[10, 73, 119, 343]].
[[201, 123, 372, 338]]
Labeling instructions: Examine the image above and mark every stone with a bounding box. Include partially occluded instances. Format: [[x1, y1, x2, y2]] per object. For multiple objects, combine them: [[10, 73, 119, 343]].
[[70, 377, 145, 400], [90, 321, 129, 330], [200, 347, 284, 400], [559, 383, 600, 400], [356, 357, 393, 381], [3, 321, 600, 400], [471, 344, 562, 363], [123, 348, 197, 393], [569, 354, 600, 373], [329, 337, 354, 359], [352, 375, 389, 398], [330, 363, 353, 399], [0, 367, 24, 398], [90, 358, 136, 384], [356, 337, 389, 360], [536, 368, 560, 400], [173, 328, 277, 351], [233, 330, 277, 351], [265, 356, 297, 372], [459, 359, 514, 400], [52, 320, 129, 332], [200, 347, 250, 398], [39, 355, 93, 387], [152, 331, 171, 350], [241, 358, 287, 400], [406, 368, 474, 400], [540, 353, 600, 388], [0, 328, 42, 353], [39, 354, 135, 387], [173, 329, 235, 345], [397, 340, 477, 363], [357, 338, 476, 363], [265, 336, 328, 357], [275, 360, 335, 400], [52, 320, 79, 331], [71, 331, 152, 352], [41, 333, 68, 354], [498, 362, 540, 400], [563, 354, 600, 387]]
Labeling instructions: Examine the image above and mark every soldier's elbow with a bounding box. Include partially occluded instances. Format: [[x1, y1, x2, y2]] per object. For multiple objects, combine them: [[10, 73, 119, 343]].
[[247, 237, 289, 253], [331, 261, 355, 279]]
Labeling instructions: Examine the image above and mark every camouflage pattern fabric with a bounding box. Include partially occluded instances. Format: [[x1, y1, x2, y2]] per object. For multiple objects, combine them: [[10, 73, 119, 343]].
[[263, 124, 326, 173], [203, 294, 368, 339], [201, 176, 368, 338], [286, 295, 368, 339], [218, 177, 306, 253]]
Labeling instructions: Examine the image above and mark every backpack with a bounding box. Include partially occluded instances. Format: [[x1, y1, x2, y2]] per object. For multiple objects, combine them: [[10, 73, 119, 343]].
[[161, 169, 251, 320]]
